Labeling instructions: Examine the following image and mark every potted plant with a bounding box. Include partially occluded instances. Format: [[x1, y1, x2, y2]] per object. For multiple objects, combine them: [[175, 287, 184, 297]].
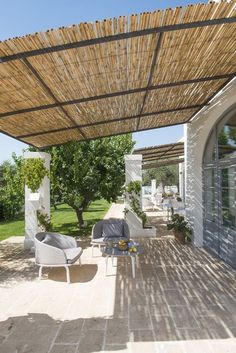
[[167, 214, 191, 244]]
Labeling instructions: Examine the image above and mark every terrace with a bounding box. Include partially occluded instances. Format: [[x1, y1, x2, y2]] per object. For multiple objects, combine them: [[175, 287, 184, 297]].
[[1, 229, 236, 353]]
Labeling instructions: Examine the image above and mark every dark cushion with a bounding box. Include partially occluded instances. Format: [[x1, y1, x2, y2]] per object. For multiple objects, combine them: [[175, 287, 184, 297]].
[[42, 233, 75, 249], [102, 222, 123, 238]]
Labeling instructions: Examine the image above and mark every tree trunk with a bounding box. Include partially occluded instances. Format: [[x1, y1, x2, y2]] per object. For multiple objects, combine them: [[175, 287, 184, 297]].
[[75, 208, 84, 228]]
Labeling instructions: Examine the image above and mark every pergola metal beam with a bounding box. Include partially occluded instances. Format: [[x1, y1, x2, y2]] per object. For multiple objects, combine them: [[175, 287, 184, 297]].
[[0, 73, 232, 120], [1, 17, 236, 63], [142, 148, 184, 158], [136, 33, 163, 130], [21, 58, 87, 139], [143, 158, 184, 169], [134, 141, 183, 154], [16, 104, 202, 139], [139, 145, 183, 156], [143, 151, 184, 162]]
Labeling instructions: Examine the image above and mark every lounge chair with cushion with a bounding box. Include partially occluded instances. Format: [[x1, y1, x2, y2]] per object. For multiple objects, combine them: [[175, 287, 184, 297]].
[[35, 232, 83, 283], [91, 218, 130, 255]]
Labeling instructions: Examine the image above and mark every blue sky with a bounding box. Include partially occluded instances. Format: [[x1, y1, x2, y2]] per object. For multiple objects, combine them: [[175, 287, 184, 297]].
[[0, 0, 204, 162]]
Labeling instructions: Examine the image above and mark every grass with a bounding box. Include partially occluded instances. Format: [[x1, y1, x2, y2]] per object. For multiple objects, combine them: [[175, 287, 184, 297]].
[[0, 199, 111, 242]]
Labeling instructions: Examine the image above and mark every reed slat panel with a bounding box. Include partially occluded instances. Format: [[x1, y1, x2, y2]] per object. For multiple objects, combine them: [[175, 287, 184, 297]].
[[0, 1, 235, 147]]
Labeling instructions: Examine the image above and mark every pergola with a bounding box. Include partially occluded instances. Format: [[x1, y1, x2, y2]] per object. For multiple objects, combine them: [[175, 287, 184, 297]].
[[134, 142, 184, 169], [0, 1, 236, 148]]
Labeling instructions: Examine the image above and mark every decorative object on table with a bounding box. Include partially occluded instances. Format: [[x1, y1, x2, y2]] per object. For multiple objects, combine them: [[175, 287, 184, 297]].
[[118, 239, 128, 251], [167, 214, 192, 244]]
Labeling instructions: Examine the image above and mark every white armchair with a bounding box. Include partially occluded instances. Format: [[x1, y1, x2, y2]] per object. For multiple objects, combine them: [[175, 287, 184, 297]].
[[35, 232, 83, 283]]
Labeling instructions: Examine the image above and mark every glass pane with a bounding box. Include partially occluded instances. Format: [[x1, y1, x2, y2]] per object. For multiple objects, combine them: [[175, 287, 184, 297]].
[[204, 168, 215, 221], [218, 114, 236, 160], [221, 168, 236, 230], [222, 208, 236, 229]]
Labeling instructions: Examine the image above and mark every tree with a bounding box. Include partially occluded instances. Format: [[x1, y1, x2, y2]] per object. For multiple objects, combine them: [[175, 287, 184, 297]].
[[48, 135, 134, 227], [0, 154, 24, 220], [143, 165, 179, 188]]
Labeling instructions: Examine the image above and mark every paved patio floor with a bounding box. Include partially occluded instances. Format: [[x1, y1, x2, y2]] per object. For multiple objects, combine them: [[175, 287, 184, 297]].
[[0, 233, 236, 353]]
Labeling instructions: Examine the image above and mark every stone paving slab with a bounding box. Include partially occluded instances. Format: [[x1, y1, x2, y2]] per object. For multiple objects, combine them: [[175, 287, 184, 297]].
[[0, 233, 236, 353]]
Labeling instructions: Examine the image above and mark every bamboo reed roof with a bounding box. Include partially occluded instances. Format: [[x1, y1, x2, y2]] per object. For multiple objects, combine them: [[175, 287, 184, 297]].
[[0, 1, 236, 148], [134, 142, 184, 169]]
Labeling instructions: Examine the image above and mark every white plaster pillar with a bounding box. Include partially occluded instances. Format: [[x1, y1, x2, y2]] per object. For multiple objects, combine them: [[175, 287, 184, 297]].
[[24, 152, 51, 250], [124, 154, 142, 207], [151, 179, 156, 198]]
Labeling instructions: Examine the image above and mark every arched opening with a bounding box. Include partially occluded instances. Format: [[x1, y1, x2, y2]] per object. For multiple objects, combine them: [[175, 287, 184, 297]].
[[203, 106, 236, 268]]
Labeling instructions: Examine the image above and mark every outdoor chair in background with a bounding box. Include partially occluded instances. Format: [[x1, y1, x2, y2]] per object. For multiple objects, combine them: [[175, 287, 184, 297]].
[[35, 232, 83, 283], [91, 218, 130, 256]]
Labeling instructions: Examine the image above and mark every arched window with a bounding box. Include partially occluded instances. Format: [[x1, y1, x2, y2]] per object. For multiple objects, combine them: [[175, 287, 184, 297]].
[[203, 107, 236, 267]]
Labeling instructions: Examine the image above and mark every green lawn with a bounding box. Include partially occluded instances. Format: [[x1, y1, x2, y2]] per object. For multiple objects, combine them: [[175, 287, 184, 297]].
[[0, 199, 111, 242]]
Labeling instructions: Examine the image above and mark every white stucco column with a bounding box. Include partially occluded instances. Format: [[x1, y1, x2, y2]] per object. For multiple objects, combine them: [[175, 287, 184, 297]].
[[185, 79, 236, 247], [24, 152, 51, 251], [151, 179, 156, 198], [124, 154, 142, 207]]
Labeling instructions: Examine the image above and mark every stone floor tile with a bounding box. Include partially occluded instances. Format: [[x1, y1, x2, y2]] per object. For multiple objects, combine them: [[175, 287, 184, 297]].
[[197, 316, 230, 338], [152, 315, 179, 341], [82, 318, 107, 331], [55, 320, 84, 344], [129, 305, 152, 330], [50, 344, 77, 353], [78, 330, 104, 353], [106, 318, 129, 344], [169, 305, 199, 329], [164, 289, 187, 306], [149, 302, 170, 316]]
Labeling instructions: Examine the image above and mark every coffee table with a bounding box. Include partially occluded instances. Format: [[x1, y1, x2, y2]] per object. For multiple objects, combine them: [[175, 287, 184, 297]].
[[103, 244, 143, 279]]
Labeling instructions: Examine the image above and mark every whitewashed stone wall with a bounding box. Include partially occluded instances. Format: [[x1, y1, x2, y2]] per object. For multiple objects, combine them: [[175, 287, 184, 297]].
[[24, 152, 51, 250], [185, 79, 236, 247]]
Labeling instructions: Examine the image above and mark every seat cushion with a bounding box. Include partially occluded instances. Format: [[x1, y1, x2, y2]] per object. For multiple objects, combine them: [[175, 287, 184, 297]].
[[102, 222, 123, 238], [64, 247, 83, 264], [42, 233, 75, 249]]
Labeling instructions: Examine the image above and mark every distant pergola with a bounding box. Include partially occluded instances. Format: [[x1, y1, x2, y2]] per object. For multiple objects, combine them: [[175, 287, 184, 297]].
[[0, 1, 236, 148], [134, 142, 184, 169]]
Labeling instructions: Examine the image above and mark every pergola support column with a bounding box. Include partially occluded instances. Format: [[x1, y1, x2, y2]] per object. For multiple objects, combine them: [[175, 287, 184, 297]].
[[24, 152, 51, 251]]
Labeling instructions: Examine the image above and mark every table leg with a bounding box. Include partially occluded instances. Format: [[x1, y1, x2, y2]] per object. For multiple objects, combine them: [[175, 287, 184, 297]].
[[131, 257, 135, 279], [105, 256, 109, 275]]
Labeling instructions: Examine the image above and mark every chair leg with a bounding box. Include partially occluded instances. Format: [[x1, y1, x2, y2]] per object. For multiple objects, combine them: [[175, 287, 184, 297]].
[[79, 257, 82, 266], [39, 265, 43, 280], [65, 266, 70, 283], [92, 244, 94, 257]]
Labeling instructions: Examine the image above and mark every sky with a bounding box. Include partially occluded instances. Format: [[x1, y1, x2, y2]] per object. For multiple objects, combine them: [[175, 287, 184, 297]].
[[0, 0, 205, 163]]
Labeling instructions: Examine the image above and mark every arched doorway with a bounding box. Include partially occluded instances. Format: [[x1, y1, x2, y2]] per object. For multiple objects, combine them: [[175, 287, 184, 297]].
[[203, 107, 236, 268]]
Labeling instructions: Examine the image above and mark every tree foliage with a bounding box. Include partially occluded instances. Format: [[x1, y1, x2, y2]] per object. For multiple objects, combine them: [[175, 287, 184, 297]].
[[143, 165, 179, 188], [0, 154, 24, 220], [47, 135, 134, 226]]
